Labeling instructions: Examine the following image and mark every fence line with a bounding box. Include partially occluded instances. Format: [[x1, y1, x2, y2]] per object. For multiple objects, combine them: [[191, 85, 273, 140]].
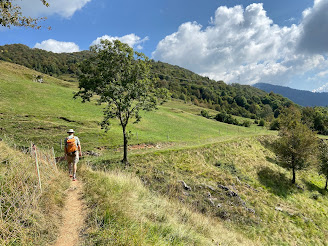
[[0, 139, 60, 244]]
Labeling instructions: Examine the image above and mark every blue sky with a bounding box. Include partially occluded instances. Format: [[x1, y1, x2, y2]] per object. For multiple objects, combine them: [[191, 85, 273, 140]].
[[1, 0, 328, 92]]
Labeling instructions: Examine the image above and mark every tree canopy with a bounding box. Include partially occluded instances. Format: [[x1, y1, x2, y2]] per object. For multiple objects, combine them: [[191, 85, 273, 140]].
[[76, 39, 167, 164], [0, 0, 48, 29]]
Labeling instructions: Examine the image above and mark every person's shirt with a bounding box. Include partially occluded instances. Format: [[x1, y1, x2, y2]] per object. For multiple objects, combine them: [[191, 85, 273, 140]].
[[64, 135, 80, 149]]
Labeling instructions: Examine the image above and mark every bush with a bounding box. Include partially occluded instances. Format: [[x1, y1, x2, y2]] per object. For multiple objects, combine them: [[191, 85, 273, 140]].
[[215, 112, 227, 122], [201, 110, 210, 118], [225, 114, 235, 124], [242, 120, 251, 127], [215, 112, 240, 125], [259, 119, 265, 126], [270, 119, 280, 130]]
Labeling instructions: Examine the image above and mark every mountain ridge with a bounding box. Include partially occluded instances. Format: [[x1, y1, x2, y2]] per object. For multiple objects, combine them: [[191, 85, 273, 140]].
[[253, 82, 328, 107]]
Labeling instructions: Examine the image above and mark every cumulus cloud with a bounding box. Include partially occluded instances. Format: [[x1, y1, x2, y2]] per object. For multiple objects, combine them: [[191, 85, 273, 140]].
[[152, 1, 328, 90], [297, 0, 328, 54], [90, 34, 149, 49], [34, 39, 80, 53], [14, 0, 91, 18]]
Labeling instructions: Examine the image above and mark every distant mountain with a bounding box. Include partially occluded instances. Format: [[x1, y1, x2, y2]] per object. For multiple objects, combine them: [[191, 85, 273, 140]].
[[253, 83, 328, 107]]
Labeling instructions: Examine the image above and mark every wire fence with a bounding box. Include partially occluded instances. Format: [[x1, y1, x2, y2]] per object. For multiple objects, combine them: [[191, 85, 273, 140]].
[[0, 140, 59, 244]]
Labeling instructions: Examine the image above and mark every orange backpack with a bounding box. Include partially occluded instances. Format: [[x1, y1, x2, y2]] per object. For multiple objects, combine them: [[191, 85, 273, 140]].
[[66, 137, 78, 153]]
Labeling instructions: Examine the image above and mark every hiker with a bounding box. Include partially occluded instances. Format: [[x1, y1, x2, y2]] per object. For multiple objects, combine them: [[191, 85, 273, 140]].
[[64, 129, 82, 181]]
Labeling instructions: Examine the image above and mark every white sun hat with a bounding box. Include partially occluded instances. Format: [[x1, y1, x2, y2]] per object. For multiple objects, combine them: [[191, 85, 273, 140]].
[[67, 129, 75, 133]]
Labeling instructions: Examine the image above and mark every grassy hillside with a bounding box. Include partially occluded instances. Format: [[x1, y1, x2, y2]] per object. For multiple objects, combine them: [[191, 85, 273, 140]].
[[84, 137, 328, 245], [0, 61, 271, 155], [0, 44, 294, 121], [80, 167, 256, 245]]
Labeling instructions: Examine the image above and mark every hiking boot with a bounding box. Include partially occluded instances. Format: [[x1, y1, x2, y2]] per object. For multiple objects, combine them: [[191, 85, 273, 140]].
[[69, 175, 73, 178]]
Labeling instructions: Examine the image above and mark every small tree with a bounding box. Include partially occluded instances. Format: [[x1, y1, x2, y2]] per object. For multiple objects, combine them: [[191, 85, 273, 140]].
[[0, 0, 49, 29], [273, 107, 317, 184], [75, 40, 168, 164], [318, 140, 328, 190], [200, 109, 209, 118]]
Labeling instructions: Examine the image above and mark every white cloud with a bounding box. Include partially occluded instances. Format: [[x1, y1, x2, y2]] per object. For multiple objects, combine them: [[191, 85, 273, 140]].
[[152, 1, 328, 90], [34, 39, 80, 53], [312, 83, 328, 93], [90, 34, 149, 49], [14, 0, 91, 18]]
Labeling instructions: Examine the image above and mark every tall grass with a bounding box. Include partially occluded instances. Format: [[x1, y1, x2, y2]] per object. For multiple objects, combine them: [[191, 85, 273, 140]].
[[80, 166, 256, 245], [0, 140, 70, 245], [88, 136, 328, 245]]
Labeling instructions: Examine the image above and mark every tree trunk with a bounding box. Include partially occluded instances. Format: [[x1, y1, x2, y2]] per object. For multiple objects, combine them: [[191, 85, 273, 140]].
[[292, 167, 296, 184], [325, 177, 328, 190], [122, 126, 128, 165]]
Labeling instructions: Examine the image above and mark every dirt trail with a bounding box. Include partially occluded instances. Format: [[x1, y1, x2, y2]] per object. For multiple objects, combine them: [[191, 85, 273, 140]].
[[53, 180, 85, 246]]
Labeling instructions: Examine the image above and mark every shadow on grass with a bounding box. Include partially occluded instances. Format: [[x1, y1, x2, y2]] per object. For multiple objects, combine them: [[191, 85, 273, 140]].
[[302, 179, 328, 195], [265, 156, 278, 165], [91, 158, 124, 171], [258, 137, 275, 151], [257, 167, 296, 198]]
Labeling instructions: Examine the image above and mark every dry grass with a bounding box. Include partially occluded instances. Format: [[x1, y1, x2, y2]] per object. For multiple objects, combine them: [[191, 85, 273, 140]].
[[80, 166, 257, 245], [88, 136, 328, 245], [0, 140, 70, 245]]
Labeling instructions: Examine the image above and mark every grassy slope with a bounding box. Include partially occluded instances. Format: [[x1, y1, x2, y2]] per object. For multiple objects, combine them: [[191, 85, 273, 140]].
[[81, 167, 256, 246], [89, 137, 328, 245], [0, 61, 270, 154]]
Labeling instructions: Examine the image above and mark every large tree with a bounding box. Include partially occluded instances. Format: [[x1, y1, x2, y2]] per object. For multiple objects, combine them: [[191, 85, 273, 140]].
[[318, 140, 328, 190], [0, 0, 48, 29], [76, 39, 167, 164], [273, 107, 317, 184]]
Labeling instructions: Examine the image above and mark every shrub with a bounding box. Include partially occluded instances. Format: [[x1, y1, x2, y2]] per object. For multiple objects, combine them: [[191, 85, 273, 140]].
[[225, 114, 235, 124], [201, 109, 210, 118], [242, 120, 251, 127], [259, 119, 265, 126], [215, 112, 227, 122], [270, 119, 280, 130]]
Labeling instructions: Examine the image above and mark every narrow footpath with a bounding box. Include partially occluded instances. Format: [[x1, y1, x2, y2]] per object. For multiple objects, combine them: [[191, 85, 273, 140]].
[[53, 180, 85, 246]]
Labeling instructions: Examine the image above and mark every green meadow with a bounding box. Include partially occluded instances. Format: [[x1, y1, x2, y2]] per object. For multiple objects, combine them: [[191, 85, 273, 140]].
[[0, 61, 271, 153]]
